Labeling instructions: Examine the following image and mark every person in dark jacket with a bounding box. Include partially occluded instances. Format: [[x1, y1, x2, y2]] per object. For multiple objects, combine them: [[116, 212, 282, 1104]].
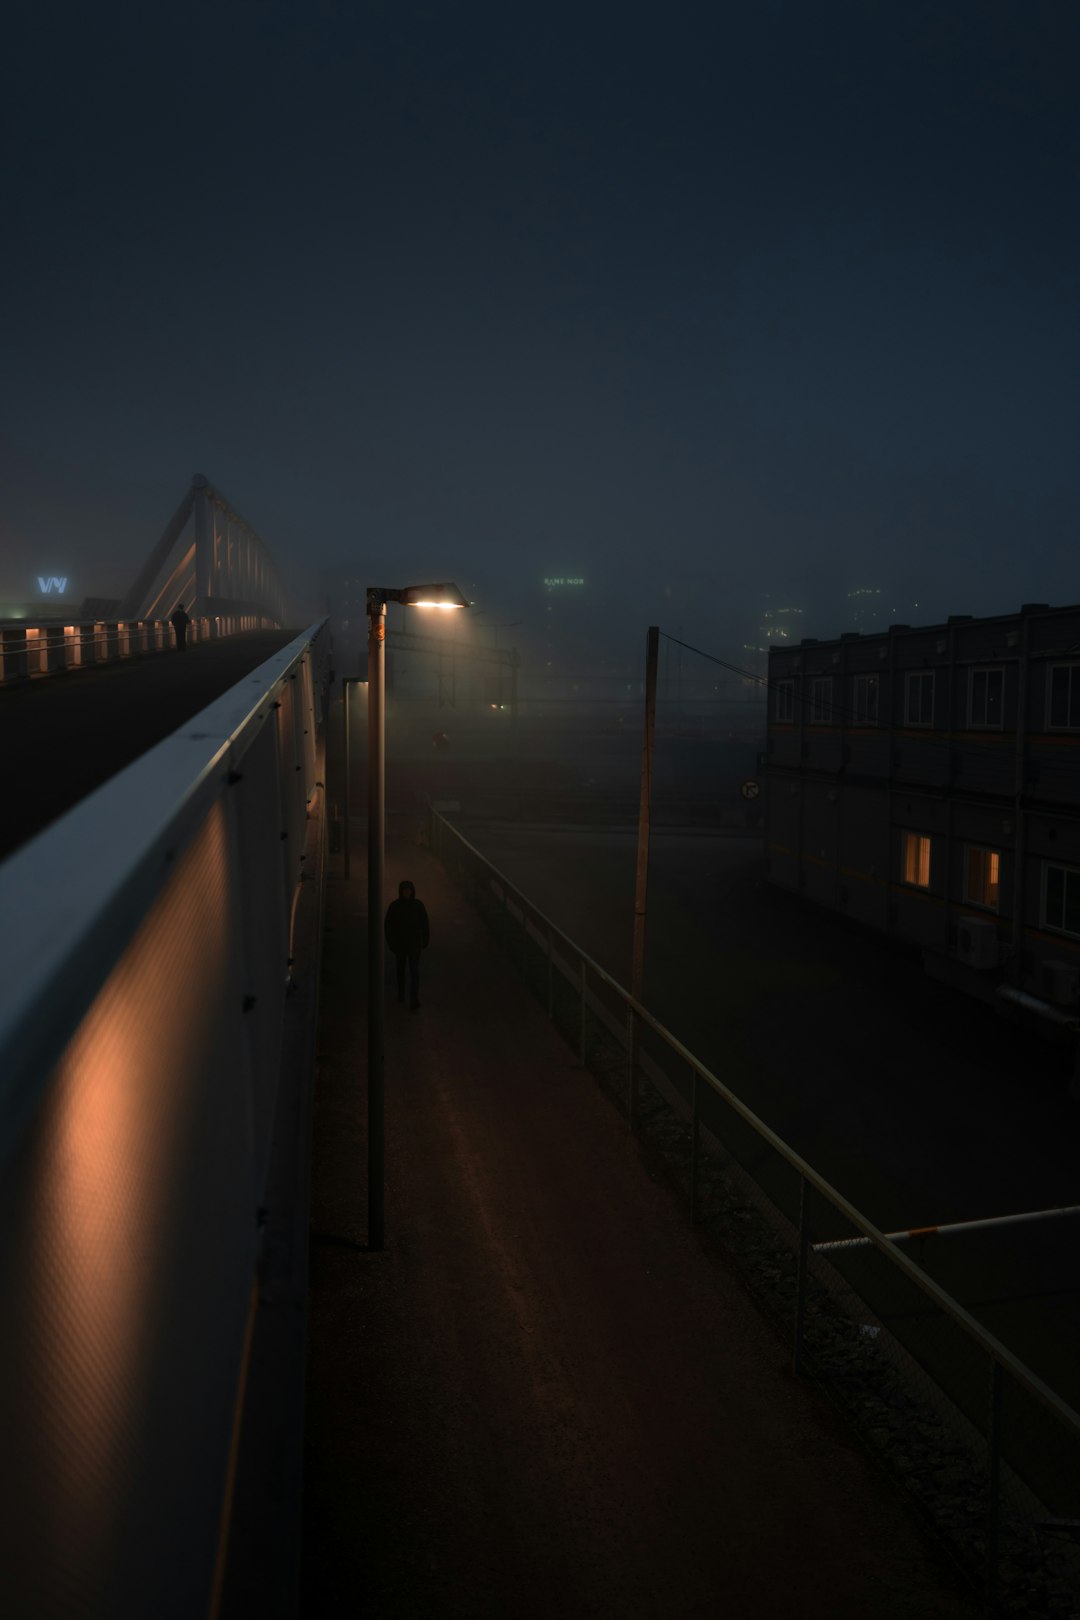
[[384, 879, 430, 1008], [170, 602, 191, 651]]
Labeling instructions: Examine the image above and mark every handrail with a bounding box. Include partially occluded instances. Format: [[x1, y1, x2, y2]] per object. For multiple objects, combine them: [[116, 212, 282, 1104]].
[[0, 613, 277, 685], [0, 618, 328, 1620], [0, 620, 326, 1151], [433, 810, 1080, 1441]]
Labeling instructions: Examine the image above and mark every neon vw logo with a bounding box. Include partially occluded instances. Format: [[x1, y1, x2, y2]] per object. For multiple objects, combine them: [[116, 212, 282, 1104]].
[[37, 576, 68, 594]]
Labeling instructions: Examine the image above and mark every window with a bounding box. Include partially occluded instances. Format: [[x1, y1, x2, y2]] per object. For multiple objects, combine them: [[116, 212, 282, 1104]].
[[969, 667, 1004, 729], [1044, 863, 1080, 937], [904, 671, 934, 726], [809, 676, 832, 723], [964, 846, 1000, 909], [853, 674, 879, 725], [1048, 664, 1080, 730], [902, 832, 931, 888], [774, 679, 794, 722]]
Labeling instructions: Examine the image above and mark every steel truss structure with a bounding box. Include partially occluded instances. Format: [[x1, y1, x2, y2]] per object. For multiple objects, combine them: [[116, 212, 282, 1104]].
[[119, 473, 289, 628]]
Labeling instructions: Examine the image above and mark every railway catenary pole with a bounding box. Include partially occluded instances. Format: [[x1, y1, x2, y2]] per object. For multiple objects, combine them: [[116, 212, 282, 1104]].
[[629, 625, 659, 1127]]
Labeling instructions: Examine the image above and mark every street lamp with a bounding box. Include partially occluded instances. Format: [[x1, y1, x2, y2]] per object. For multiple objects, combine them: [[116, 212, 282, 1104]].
[[366, 580, 469, 1250]]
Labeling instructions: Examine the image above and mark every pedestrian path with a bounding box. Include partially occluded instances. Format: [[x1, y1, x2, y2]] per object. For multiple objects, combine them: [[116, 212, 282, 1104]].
[[303, 834, 977, 1619], [0, 629, 296, 858]]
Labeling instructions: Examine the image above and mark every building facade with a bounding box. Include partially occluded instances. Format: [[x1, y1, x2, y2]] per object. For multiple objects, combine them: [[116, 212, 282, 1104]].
[[764, 603, 1080, 1022]]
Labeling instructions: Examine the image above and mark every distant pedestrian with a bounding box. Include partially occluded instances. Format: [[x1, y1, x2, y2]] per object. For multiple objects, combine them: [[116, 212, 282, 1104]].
[[170, 602, 191, 651], [384, 879, 430, 1009]]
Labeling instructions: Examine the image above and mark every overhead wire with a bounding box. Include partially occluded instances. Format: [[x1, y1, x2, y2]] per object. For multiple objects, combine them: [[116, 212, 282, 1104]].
[[655, 629, 1079, 780]]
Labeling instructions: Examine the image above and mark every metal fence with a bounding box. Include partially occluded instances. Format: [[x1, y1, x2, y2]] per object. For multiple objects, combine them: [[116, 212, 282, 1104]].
[[0, 620, 327, 1619], [0, 614, 277, 683], [431, 808, 1080, 1619]]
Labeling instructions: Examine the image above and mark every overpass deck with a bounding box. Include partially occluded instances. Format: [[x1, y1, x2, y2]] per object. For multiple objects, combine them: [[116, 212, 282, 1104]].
[[0, 629, 297, 860], [301, 833, 978, 1619]]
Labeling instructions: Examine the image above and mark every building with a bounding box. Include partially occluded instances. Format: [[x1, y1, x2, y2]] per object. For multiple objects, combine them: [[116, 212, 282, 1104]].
[[764, 603, 1080, 1030]]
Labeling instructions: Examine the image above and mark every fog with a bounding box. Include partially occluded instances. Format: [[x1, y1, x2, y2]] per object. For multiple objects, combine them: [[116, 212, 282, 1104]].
[[2, 3, 1078, 667]]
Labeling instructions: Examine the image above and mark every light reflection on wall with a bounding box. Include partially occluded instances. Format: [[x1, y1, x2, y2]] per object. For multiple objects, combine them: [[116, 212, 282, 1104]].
[[8, 803, 233, 1610]]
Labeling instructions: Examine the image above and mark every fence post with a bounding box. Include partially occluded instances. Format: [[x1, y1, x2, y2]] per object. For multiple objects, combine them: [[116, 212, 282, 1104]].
[[579, 958, 587, 1064], [793, 1175, 809, 1375], [546, 927, 554, 1017], [986, 1356, 1002, 1615], [690, 1066, 699, 1223]]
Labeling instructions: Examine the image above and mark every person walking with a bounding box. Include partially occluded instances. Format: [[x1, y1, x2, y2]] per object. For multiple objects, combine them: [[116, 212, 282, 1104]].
[[170, 602, 191, 651], [384, 879, 430, 1009]]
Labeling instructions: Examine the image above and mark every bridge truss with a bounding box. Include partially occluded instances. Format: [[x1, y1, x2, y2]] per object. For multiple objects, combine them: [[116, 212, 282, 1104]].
[[118, 473, 289, 628]]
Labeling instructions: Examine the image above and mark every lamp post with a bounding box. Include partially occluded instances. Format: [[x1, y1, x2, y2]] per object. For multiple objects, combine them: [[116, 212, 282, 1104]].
[[366, 581, 469, 1250]]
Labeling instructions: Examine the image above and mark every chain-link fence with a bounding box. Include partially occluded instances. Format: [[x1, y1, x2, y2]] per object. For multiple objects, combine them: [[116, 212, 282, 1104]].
[[431, 807, 1080, 1619]]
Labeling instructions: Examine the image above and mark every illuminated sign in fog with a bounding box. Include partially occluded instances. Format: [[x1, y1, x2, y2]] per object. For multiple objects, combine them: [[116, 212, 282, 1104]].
[[543, 577, 584, 588], [37, 576, 68, 594]]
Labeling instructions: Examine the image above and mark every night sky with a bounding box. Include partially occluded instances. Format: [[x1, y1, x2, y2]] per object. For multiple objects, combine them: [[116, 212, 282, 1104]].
[[2, 1, 1078, 660]]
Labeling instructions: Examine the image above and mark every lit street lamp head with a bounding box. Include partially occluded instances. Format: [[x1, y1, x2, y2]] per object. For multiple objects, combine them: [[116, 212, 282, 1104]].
[[368, 582, 471, 612]]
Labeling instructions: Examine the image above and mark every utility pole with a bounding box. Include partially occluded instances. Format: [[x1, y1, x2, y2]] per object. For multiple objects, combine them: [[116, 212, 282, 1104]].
[[632, 626, 659, 1004], [629, 625, 659, 1129]]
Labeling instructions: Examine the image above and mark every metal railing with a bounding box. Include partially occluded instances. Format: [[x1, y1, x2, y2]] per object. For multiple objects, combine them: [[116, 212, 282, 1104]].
[[0, 620, 328, 1618], [0, 613, 277, 684], [430, 807, 1080, 1619]]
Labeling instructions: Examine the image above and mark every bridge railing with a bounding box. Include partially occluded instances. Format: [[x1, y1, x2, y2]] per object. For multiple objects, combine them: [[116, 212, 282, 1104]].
[[0, 613, 278, 683], [0, 620, 328, 1619], [430, 808, 1080, 1620]]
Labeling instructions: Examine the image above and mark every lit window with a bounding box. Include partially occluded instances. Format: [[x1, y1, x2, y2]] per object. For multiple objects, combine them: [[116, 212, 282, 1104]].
[[969, 668, 1004, 729], [904, 671, 934, 726], [809, 676, 832, 723], [853, 674, 878, 725], [774, 679, 794, 722], [1045, 863, 1080, 937], [902, 831, 931, 888], [1048, 664, 1080, 730], [964, 846, 1000, 909]]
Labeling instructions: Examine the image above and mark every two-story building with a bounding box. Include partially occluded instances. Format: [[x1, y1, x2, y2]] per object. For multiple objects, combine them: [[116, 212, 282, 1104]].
[[764, 603, 1080, 1032]]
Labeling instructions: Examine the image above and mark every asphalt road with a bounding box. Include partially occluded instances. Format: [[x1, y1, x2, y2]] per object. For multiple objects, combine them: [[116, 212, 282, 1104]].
[[450, 821, 1080, 1416]]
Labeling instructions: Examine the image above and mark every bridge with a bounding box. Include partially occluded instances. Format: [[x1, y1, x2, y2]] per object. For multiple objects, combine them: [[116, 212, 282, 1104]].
[[1, 487, 1078, 1619]]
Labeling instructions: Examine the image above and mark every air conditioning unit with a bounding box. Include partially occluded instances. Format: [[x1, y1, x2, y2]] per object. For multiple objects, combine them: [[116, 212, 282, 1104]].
[[956, 918, 999, 970], [1041, 962, 1080, 1007]]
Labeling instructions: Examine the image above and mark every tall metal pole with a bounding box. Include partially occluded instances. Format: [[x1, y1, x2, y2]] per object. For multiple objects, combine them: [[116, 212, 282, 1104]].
[[367, 594, 386, 1251], [631, 626, 659, 1004], [342, 678, 351, 879], [629, 626, 659, 1127]]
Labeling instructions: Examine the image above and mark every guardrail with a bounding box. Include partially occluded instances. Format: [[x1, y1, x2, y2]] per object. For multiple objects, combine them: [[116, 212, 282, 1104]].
[[430, 808, 1080, 1619], [0, 614, 277, 683], [0, 620, 328, 1618]]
